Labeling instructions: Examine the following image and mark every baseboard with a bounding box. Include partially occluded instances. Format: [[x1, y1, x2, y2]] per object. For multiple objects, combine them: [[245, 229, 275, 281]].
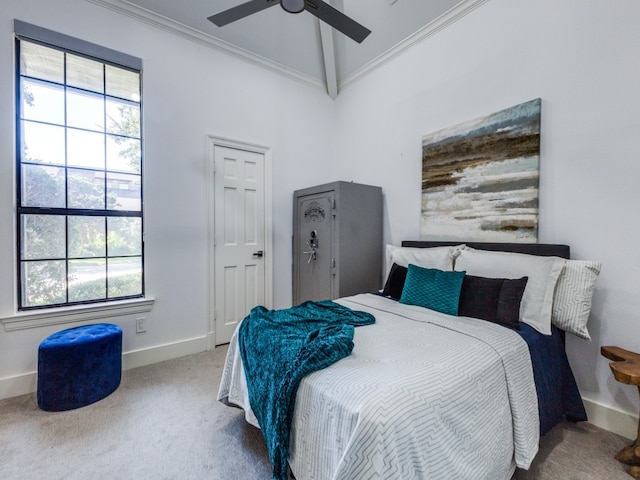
[[122, 335, 209, 370], [583, 397, 638, 440], [0, 336, 209, 401], [0, 371, 37, 401]]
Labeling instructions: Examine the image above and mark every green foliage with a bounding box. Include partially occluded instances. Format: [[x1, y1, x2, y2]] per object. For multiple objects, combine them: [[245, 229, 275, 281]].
[[23, 261, 66, 307], [108, 218, 142, 256], [109, 271, 143, 298], [67, 271, 142, 302], [22, 82, 35, 107], [108, 104, 141, 173], [23, 165, 65, 208]]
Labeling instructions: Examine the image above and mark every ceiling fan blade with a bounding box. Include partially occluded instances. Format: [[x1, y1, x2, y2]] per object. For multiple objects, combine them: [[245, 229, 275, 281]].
[[208, 0, 280, 27], [304, 0, 371, 43]]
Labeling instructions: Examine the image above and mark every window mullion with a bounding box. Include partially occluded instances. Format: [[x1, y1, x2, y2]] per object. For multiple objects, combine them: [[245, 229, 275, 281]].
[[103, 63, 108, 300], [15, 37, 23, 309], [64, 215, 69, 305], [103, 63, 108, 212], [63, 51, 69, 305]]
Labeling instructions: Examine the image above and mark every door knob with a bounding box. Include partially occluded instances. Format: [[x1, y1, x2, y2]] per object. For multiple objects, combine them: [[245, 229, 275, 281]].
[[252, 250, 264, 258]]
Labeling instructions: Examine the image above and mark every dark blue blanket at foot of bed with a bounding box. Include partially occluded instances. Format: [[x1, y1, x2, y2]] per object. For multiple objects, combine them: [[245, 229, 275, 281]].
[[516, 323, 587, 435], [237, 300, 375, 480]]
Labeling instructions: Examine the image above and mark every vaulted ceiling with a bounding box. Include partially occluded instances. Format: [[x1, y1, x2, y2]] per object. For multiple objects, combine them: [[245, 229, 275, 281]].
[[89, 0, 486, 97]]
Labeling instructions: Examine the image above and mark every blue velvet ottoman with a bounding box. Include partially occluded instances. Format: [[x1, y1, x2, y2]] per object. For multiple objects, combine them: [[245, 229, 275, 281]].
[[37, 323, 122, 412]]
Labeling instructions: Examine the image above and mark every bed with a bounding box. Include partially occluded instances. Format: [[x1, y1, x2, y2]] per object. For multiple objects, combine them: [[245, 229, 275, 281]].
[[218, 241, 594, 480]]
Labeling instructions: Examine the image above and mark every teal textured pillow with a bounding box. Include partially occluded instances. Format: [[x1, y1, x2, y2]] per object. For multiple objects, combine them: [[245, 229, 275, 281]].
[[399, 264, 466, 315]]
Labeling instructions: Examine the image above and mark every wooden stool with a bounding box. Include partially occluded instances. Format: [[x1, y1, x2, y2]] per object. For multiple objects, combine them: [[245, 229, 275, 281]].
[[601, 346, 640, 479]]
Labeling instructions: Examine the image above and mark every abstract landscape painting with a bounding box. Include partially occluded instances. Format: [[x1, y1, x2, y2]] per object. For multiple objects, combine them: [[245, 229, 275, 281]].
[[421, 98, 541, 242]]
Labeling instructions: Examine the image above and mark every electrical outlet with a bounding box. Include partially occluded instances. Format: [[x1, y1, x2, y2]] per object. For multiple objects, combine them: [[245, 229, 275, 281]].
[[136, 317, 146, 333]]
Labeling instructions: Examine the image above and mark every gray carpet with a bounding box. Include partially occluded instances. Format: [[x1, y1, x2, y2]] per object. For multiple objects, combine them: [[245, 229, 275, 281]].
[[0, 346, 634, 480]]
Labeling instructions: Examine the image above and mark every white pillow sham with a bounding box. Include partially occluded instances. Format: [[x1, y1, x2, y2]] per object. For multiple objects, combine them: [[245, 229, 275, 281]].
[[454, 246, 565, 335], [384, 244, 462, 278], [551, 259, 602, 340]]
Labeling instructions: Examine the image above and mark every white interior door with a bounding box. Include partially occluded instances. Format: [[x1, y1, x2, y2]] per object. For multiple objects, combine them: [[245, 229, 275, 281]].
[[213, 144, 266, 345]]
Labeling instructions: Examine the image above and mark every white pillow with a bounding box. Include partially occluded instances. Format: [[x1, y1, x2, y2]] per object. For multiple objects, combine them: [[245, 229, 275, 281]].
[[551, 260, 602, 340], [454, 246, 565, 335], [384, 244, 462, 278]]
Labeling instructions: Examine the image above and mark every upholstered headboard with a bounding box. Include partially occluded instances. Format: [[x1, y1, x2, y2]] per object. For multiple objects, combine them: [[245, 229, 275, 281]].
[[401, 241, 570, 259]]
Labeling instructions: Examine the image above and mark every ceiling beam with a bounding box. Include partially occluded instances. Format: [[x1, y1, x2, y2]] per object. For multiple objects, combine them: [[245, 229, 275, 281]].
[[318, 19, 338, 99]]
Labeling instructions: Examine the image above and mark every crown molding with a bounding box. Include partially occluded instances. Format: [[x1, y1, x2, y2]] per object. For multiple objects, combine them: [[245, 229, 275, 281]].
[[86, 0, 488, 97], [338, 0, 490, 92], [86, 0, 325, 90]]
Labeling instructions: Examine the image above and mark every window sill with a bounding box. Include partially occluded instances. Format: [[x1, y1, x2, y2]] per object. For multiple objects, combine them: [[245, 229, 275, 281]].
[[1, 298, 155, 332]]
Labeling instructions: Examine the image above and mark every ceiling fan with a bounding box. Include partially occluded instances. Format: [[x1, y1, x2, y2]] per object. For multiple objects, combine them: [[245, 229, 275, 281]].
[[208, 0, 372, 44]]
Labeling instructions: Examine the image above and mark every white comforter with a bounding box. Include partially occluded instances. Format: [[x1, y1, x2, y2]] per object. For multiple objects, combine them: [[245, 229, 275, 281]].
[[217, 293, 539, 480]]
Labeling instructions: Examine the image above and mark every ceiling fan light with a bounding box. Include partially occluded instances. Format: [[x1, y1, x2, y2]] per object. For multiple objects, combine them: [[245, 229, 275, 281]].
[[281, 0, 306, 14]]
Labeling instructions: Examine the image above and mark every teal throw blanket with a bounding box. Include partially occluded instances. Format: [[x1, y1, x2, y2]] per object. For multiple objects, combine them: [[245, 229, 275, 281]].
[[237, 300, 375, 480]]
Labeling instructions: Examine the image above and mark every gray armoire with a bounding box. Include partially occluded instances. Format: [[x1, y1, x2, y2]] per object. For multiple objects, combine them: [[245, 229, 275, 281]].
[[293, 181, 382, 305]]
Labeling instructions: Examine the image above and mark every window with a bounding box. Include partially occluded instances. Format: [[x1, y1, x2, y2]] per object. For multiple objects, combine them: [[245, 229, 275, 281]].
[[15, 21, 144, 310]]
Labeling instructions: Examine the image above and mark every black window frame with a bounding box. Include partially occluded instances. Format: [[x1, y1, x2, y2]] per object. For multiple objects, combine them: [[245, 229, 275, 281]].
[[14, 21, 145, 311]]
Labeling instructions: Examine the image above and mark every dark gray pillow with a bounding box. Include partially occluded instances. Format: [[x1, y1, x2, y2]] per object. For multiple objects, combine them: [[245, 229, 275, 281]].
[[382, 263, 407, 300], [458, 275, 528, 329]]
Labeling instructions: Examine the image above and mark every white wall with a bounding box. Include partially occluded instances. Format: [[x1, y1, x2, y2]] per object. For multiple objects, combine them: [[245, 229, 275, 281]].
[[0, 0, 336, 396], [330, 0, 640, 437]]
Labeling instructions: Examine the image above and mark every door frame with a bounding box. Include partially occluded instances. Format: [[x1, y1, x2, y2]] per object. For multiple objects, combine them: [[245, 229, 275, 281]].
[[205, 134, 273, 349]]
